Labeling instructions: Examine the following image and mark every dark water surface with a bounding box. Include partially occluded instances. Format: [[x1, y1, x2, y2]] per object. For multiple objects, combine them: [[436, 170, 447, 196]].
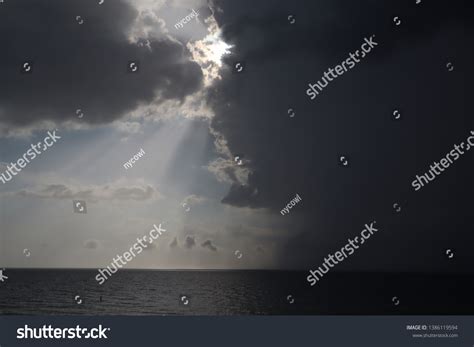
[[0, 270, 473, 315]]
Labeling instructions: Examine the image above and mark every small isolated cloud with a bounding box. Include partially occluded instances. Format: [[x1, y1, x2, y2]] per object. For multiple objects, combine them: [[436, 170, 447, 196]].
[[182, 194, 206, 207], [201, 239, 217, 251], [184, 235, 196, 249], [83, 239, 100, 249], [9, 180, 158, 202], [143, 242, 157, 251], [169, 236, 178, 248]]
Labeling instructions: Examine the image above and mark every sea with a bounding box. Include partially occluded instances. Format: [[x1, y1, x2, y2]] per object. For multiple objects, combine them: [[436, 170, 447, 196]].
[[0, 270, 473, 315]]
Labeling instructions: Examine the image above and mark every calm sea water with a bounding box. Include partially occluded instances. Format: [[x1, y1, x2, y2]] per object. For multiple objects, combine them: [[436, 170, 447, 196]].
[[0, 270, 473, 315]]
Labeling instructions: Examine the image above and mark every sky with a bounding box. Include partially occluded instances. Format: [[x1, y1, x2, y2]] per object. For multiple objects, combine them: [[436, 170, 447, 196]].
[[0, 0, 473, 272]]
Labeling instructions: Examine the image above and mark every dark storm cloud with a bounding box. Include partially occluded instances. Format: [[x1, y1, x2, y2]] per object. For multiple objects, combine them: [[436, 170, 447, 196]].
[[0, 0, 203, 127], [213, 0, 473, 64], [210, 0, 474, 210], [208, 0, 474, 269], [201, 239, 217, 251]]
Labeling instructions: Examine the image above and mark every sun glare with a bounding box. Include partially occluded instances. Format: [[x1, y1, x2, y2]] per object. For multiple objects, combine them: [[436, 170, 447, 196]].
[[187, 16, 233, 86]]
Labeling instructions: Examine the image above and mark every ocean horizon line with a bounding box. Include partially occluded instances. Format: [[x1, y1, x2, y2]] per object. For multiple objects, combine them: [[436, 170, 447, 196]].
[[1, 268, 471, 275]]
